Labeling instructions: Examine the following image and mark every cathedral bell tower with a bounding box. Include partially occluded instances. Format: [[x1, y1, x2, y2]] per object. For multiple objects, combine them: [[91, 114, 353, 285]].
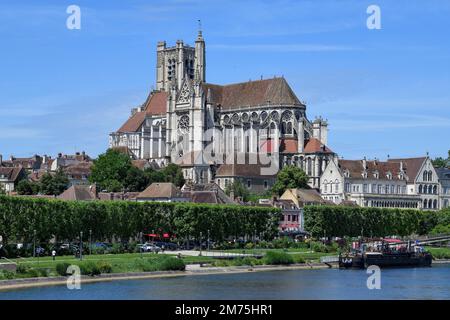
[[194, 22, 206, 83]]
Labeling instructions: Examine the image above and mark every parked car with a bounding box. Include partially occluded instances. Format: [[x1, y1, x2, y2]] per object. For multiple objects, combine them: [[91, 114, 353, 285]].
[[138, 243, 161, 253], [154, 241, 178, 251]]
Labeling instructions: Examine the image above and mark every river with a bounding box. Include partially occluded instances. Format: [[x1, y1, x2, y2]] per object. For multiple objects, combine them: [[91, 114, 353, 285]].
[[0, 264, 449, 300]]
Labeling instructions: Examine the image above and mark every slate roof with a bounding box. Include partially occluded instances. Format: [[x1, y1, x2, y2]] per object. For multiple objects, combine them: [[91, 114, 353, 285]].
[[388, 157, 427, 183], [136, 182, 183, 199], [58, 185, 97, 201], [0, 166, 25, 182], [203, 77, 302, 110], [339, 159, 405, 181]]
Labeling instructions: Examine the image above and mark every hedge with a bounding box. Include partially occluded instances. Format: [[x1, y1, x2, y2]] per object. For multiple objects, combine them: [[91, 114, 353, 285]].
[[304, 205, 450, 238], [0, 195, 281, 245]]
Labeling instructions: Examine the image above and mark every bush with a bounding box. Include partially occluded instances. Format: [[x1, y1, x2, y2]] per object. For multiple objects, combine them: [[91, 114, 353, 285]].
[[244, 242, 254, 250], [56, 262, 71, 276], [264, 251, 294, 265], [310, 241, 328, 253], [135, 256, 186, 272], [16, 264, 29, 274], [273, 237, 293, 249], [293, 255, 306, 263], [0, 270, 16, 280], [158, 256, 185, 271], [79, 261, 101, 276], [96, 261, 112, 274]]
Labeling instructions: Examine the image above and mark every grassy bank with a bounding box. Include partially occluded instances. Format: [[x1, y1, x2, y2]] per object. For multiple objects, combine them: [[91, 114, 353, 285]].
[[0, 249, 328, 280], [426, 246, 450, 259]]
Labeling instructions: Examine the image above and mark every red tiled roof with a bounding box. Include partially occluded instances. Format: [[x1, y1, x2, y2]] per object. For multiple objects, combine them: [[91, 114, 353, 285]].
[[117, 111, 146, 133], [117, 91, 168, 133], [144, 91, 168, 116], [304, 138, 333, 153], [203, 77, 302, 110]]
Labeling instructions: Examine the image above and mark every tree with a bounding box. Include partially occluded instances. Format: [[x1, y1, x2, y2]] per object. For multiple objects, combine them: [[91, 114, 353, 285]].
[[123, 167, 148, 192], [89, 149, 133, 192], [271, 165, 310, 196], [432, 150, 450, 168], [225, 180, 250, 202], [40, 169, 69, 195], [0, 184, 5, 195], [17, 180, 37, 195], [161, 163, 185, 187]]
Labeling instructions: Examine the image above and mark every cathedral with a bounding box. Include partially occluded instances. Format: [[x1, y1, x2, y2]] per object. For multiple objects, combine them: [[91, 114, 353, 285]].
[[109, 30, 335, 192]]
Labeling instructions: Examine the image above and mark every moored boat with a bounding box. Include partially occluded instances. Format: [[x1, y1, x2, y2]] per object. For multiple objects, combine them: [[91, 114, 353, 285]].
[[339, 238, 433, 269]]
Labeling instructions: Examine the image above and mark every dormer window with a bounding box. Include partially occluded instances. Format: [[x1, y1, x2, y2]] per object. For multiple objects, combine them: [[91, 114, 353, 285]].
[[386, 172, 392, 180], [344, 170, 350, 178], [362, 171, 367, 179], [373, 171, 379, 179]]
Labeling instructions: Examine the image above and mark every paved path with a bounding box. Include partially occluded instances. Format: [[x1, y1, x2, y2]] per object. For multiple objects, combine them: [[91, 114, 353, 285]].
[[160, 250, 257, 257]]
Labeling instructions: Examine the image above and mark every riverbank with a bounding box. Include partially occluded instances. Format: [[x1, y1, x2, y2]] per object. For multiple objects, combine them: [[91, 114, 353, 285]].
[[0, 262, 331, 291]]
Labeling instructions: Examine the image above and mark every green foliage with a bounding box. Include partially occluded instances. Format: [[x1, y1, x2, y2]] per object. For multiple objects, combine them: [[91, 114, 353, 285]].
[[303, 205, 447, 238], [17, 180, 40, 195], [79, 261, 101, 276], [90, 149, 186, 192], [0, 184, 5, 195], [0, 195, 280, 249], [96, 261, 113, 273], [0, 270, 16, 280], [40, 169, 69, 195], [89, 149, 133, 192], [432, 150, 450, 168], [225, 180, 250, 201], [271, 165, 309, 196], [134, 256, 186, 272], [161, 163, 185, 188], [430, 223, 450, 235], [264, 251, 294, 265], [56, 262, 72, 276]]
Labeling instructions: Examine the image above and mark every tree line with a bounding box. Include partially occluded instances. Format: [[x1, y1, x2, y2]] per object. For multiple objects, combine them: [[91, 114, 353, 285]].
[[304, 205, 450, 238], [0, 195, 280, 245]]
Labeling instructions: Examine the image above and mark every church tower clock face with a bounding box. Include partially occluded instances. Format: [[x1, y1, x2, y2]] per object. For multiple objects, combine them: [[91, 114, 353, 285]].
[[178, 115, 190, 134]]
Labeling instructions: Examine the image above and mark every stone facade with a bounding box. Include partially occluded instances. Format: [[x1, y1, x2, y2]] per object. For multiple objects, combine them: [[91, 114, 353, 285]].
[[436, 167, 450, 209], [109, 31, 334, 192], [320, 156, 440, 210]]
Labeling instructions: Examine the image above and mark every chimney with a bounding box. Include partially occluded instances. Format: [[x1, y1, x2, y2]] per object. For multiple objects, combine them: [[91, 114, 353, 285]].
[[362, 157, 367, 169], [400, 161, 404, 171]]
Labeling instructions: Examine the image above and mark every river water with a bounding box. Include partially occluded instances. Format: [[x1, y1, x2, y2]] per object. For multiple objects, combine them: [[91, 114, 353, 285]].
[[1, 264, 449, 300]]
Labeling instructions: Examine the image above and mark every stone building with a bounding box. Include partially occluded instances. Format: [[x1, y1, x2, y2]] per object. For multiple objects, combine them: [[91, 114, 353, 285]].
[[109, 31, 334, 192], [320, 156, 440, 210], [436, 167, 450, 209]]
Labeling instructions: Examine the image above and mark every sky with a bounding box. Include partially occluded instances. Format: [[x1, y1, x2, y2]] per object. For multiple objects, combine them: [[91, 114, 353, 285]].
[[0, 0, 449, 160]]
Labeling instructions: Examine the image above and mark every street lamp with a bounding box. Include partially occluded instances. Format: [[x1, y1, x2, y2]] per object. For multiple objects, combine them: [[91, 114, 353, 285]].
[[89, 229, 92, 255], [33, 229, 36, 258], [80, 231, 83, 261], [207, 229, 210, 252], [139, 232, 143, 258], [199, 231, 203, 256]]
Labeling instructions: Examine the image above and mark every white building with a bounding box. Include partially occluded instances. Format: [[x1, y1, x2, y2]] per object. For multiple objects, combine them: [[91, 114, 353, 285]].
[[109, 31, 334, 191], [435, 167, 450, 209], [321, 158, 422, 209]]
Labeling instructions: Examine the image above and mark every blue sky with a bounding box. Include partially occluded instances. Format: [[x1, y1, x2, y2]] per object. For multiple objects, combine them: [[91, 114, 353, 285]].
[[0, 0, 449, 160]]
